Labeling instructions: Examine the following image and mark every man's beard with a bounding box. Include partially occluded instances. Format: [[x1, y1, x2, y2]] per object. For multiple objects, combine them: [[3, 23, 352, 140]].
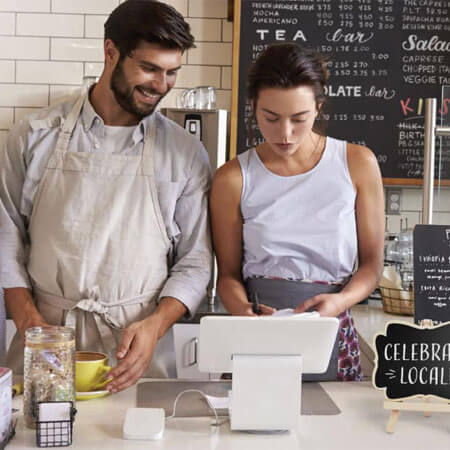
[[110, 59, 167, 119]]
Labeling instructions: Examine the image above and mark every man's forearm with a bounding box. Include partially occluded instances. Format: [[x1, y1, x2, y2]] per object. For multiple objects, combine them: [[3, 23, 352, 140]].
[[151, 296, 188, 339], [4, 287, 47, 339]]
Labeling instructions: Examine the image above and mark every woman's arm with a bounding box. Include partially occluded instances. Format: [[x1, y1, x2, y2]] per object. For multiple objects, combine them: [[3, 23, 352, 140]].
[[296, 144, 385, 316], [210, 159, 274, 316]]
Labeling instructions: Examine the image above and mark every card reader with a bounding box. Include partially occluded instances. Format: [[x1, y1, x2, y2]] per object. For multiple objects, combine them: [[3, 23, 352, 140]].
[[123, 408, 165, 440]]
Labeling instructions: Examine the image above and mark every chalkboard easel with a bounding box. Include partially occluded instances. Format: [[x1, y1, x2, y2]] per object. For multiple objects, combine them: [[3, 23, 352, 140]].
[[374, 320, 450, 434], [230, 0, 450, 186]]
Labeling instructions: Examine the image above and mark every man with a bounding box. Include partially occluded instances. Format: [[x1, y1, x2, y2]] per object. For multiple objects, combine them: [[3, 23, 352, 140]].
[[0, 0, 212, 392]]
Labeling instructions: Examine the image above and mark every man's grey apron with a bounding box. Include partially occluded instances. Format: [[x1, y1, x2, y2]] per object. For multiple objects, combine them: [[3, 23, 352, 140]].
[[245, 278, 341, 381], [7, 94, 176, 377]]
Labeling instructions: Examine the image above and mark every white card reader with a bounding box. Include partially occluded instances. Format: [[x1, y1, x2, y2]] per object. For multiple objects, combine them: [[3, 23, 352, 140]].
[[123, 408, 165, 440]]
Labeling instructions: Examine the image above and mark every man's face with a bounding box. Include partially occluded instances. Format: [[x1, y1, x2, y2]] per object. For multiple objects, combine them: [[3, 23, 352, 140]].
[[110, 41, 182, 119]]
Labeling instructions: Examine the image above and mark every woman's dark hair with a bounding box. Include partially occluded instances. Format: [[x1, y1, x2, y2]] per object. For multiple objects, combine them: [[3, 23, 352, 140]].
[[104, 0, 195, 57], [247, 43, 329, 134]]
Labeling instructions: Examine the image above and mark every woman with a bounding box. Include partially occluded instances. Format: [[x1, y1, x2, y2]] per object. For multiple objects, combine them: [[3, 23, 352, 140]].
[[210, 43, 384, 381]]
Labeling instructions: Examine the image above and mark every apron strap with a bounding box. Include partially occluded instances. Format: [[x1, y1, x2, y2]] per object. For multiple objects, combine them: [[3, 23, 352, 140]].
[[35, 287, 158, 354], [46, 94, 86, 169], [140, 113, 157, 177]]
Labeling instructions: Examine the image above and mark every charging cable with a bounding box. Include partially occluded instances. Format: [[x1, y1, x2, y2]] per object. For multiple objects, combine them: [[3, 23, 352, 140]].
[[166, 389, 228, 426]]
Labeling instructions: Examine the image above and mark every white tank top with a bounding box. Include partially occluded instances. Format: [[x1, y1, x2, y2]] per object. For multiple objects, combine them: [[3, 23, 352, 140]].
[[238, 136, 357, 283]]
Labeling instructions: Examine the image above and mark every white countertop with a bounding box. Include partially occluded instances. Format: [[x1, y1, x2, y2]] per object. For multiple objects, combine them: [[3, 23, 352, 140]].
[[9, 378, 450, 450], [7, 302, 449, 449], [351, 300, 414, 351]]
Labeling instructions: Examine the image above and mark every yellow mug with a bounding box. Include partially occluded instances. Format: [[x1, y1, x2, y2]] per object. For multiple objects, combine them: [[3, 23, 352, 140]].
[[75, 351, 112, 392]]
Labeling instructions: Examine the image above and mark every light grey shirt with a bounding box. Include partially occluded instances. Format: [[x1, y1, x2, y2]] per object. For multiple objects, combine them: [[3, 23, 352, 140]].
[[0, 94, 212, 317]]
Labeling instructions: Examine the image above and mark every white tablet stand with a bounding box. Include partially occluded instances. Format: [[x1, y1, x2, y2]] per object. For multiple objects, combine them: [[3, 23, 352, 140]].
[[199, 315, 339, 431]]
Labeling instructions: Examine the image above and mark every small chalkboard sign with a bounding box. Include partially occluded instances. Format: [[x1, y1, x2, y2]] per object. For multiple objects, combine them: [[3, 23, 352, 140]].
[[414, 225, 450, 325], [373, 322, 450, 401]]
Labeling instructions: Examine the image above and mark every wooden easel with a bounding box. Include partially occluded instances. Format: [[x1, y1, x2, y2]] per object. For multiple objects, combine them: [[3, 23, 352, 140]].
[[384, 320, 450, 433]]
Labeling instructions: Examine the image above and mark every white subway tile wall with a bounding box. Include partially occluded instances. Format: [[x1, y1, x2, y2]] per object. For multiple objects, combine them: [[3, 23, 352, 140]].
[[17, 13, 84, 37], [0, 108, 13, 129], [85, 15, 107, 39], [0, 12, 15, 34], [51, 0, 119, 15], [0, 84, 49, 107], [0, 0, 231, 127], [0, 1, 50, 13], [17, 61, 84, 85], [0, 0, 446, 220], [84, 62, 104, 78], [0, 61, 15, 82]]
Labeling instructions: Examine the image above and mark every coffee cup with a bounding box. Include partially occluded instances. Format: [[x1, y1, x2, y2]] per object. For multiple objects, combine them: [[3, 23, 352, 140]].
[[75, 351, 112, 392]]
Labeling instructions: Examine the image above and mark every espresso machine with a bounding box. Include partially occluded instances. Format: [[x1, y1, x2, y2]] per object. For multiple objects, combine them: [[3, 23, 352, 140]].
[[160, 107, 228, 304]]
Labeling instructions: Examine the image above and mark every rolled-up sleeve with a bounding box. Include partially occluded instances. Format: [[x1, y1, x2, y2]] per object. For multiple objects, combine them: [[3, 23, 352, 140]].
[[158, 142, 213, 317], [0, 122, 32, 289]]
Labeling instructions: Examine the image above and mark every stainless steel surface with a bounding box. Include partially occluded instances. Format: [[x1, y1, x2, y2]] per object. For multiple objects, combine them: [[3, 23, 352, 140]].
[[422, 98, 437, 225], [136, 380, 340, 416], [160, 108, 227, 171], [435, 125, 450, 137]]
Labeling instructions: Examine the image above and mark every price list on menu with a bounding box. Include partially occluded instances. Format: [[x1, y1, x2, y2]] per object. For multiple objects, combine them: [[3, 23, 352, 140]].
[[235, 0, 450, 182], [414, 225, 450, 324]]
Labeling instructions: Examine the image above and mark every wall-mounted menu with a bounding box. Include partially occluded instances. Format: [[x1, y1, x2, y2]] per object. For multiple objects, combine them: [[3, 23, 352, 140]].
[[230, 0, 450, 184], [414, 225, 450, 324]]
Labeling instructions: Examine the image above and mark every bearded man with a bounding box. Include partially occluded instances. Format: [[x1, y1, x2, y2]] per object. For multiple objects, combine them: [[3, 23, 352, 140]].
[[0, 0, 212, 392]]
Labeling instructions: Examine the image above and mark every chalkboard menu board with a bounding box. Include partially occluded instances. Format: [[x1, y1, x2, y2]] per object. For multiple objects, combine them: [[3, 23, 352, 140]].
[[374, 322, 450, 400], [414, 224, 450, 324], [230, 0, 450, 184]]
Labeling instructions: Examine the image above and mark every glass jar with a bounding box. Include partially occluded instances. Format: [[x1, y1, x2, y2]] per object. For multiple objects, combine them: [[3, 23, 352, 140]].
[[23, 326, 75, 429]]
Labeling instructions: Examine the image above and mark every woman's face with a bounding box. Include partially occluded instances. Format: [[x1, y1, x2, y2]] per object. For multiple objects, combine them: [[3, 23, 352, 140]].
[[255, 85, 319, 158]]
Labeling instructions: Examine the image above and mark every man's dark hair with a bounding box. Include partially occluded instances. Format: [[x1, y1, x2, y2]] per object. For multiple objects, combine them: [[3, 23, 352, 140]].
[[104, 0, 195, 57]]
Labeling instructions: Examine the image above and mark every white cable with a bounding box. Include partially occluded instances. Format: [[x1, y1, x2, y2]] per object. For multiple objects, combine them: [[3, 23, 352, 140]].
[[166, 389, 227, 426]]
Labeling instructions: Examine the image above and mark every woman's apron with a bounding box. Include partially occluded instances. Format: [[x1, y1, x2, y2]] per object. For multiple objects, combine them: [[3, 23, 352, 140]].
[[245, 278, 363, 381], [7, 94, 176, 377]]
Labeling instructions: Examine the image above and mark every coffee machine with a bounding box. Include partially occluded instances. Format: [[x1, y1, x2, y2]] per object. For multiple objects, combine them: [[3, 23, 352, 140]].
[[160, 108, 228, 304]]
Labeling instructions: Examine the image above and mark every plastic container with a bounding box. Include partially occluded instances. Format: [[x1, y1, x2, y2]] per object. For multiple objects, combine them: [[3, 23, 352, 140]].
[[24, 327, 75, 429]]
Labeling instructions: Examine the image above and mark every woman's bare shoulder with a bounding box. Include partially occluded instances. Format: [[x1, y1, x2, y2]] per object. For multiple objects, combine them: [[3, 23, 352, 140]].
[[347, 143, 380, 171], [213, 158, 242, 188], [346, 143, 382, 188]]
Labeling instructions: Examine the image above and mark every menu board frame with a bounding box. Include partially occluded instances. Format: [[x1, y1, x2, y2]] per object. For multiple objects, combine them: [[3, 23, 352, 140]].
[[229, 0, 450, 186]]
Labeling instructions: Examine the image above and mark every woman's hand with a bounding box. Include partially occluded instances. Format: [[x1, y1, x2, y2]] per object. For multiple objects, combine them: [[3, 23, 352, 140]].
[[294, 292, 345, 317], [231, 301, 275, 316]]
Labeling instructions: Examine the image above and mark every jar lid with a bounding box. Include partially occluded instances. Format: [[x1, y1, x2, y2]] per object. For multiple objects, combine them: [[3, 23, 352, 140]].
[[25, 326, 75, 344]]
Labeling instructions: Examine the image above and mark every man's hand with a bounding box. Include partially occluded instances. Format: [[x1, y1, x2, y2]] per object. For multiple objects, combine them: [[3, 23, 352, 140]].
[[105, 296, 187, 393], [106, 315, 160, 393], [294, 292, 345, 317], [4, 287, 49, 342]]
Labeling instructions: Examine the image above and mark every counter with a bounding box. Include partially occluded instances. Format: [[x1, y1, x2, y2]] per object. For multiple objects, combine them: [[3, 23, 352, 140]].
[[7, 301, 449, 449], [9, 379, 449, 450]]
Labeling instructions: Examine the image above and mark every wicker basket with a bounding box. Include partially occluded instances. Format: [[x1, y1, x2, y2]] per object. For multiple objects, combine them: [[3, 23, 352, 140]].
[[379, 285, 414, 316]]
